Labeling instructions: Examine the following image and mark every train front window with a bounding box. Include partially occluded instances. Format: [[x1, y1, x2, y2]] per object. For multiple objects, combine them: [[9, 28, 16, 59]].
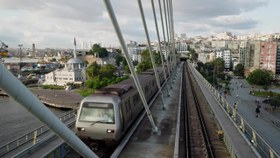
[[79, 102, 114, 124]]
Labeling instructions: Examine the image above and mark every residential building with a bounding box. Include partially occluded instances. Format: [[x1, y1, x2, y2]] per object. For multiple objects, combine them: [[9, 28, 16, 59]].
[[276, 40, 280, 78], [260, 40, 277, 74], [215, 50, 232, 70]]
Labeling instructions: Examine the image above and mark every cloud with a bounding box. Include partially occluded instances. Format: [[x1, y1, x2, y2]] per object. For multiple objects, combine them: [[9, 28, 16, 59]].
[[0, 0, 274, 48], [211, 15, 258, 29], [173, 0, 268, 21]]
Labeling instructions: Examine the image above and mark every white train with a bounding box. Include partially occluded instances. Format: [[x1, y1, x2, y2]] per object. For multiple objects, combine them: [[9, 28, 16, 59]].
[[75, 67, 168, 148]]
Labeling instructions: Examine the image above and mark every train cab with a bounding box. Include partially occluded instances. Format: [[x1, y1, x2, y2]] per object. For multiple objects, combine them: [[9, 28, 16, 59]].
[[75, 94, 121, 146]]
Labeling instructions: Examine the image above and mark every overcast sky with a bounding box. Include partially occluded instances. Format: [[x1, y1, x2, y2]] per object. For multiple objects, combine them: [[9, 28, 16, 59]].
[[0, 0, 279, 49]]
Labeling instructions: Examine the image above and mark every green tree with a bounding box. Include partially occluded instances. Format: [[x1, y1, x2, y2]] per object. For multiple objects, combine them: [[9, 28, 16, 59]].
[[86, 62, 101, 79], [136, 61, 152, 73], [140, 49, 162, 65], [213, 58, 224, 75], [234, 64, 244, 77], [89, 44, 109, 58], [115, 54, 123, 66], [132, 60, 139, 66], [99, 64, 116, 78], [188, 48, 198, 62], [246, 69, 273, 85]]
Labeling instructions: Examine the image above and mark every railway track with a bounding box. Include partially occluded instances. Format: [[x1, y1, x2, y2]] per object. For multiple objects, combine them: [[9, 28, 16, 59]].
[[70, 62, 229, 158], [178, 62, 215, 158]]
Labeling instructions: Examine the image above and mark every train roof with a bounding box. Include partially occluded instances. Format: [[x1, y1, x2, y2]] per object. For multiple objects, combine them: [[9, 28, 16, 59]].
[[92, 67, 163, 97], [95, 84, 133, 96], [140, 67, 163, 75]]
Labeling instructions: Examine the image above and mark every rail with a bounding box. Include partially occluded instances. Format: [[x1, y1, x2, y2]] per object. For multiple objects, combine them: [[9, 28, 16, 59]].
[[188, 62, 280, 158], [186, 64, 215, 157], [0, 110, 76, 157]]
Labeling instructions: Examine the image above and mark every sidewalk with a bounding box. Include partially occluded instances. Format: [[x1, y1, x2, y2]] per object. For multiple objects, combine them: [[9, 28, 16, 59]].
[[226, 78, 280, 124]]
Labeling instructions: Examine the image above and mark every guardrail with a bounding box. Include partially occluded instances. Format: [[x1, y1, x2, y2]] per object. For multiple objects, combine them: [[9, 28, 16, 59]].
[[0, 110, 76, 157], [188, 63, 279, 158]]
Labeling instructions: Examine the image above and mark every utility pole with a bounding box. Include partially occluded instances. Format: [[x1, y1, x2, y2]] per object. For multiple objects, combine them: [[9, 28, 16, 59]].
[[18, 44, 23, 78]]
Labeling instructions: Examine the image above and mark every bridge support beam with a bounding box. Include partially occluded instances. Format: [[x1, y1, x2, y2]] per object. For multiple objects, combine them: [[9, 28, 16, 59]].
[[0, 63, 98, 158]]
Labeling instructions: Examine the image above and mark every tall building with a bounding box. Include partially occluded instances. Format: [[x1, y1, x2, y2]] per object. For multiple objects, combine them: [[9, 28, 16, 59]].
[[251, 41, 261, 72], [276, 40, 280, 78], [32, 43, 36, 57], [215, 50, 232, 70], [260, 40, 277, 74]]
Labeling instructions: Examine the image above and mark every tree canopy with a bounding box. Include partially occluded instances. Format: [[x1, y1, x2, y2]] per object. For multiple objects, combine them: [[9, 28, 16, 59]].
[[212, 58, 224, 75], [136, 49, 162, 73], [86, 62, 101, 79], [115, 54, 123, 67], [187, 47, 198, 62], [99, 64, 116, 78], [85, 62, 128, 90], [89, 44, 109, 58], [234, 64, 244, 77], [246, 69, 273, 85]]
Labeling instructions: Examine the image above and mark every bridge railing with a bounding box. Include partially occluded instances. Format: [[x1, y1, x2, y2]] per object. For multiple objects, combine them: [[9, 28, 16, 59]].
[[189, 63, 280, 158], [0, 110, 76, 157]]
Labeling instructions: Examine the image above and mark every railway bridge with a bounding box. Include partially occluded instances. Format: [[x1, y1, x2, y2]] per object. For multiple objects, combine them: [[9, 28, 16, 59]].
[[1, 0, 280, 158]]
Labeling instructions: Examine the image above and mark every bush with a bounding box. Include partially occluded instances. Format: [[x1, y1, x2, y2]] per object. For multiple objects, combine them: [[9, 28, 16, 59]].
[[41, 85, 64, 90], [76, 88, 95, 97], [269, 98, 280, 107]]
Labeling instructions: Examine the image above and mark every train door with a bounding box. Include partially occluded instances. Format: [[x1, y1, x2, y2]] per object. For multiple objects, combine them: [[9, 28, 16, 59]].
[[125, 99, 132, 122]]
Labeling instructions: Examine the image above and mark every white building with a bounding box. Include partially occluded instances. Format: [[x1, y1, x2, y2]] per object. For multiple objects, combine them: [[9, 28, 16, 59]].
[[223, 50, 231, 69], [215, 50, 232, 69], [44, 38, 86, 86]]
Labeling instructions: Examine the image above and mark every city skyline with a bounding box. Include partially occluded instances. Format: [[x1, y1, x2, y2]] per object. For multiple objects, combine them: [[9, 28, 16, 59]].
[[0, 0, 279, 49]]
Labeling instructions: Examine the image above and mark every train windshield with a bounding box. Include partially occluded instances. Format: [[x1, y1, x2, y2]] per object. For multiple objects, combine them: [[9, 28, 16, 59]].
[[79, 102, 115, 124]]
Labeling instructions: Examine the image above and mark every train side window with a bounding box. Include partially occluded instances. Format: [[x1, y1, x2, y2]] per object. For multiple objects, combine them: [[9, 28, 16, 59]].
[[144, 86, 149, 94], [119, 105, 124, 132], [133, 95, 140, 106], [125, 100, 131, 112]]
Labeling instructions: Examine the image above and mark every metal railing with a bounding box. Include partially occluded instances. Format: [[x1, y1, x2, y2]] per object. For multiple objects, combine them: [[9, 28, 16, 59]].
[[189, 63, 280, 158], [0, 110, 76, 157]]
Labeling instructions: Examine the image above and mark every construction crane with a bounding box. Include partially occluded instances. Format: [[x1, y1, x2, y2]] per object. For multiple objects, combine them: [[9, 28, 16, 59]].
[[0, 40, 9, 57]]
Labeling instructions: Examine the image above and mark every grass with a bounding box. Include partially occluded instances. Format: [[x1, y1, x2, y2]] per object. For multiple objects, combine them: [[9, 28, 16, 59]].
[[252, 90, 280, 97], [41, 85, 64, 90], [76, 88, 95, 97]]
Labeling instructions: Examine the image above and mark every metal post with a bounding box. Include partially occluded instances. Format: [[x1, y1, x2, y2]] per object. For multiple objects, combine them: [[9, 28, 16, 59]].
[[151, 0, 170, 97], [252, 131, 257, 147], [138, 0, 166, 110], [166, 0, 173, 68], [240, 118, 245, 132], [165, 0, 176, 82], [163, 0, 171, 69], [169, 0, 177, 71], [18, 44, 23, 78], [269, 148, 275, 158], [0, 63, 97, 158], [33, 131, 37, 145], [103, 0, 158, 133], [158, 0, 171, 84]]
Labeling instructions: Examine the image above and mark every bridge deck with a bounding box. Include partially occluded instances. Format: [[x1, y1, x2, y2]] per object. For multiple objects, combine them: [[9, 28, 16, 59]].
[[119, 68, 182, 158], [190, 66, 258, 158]]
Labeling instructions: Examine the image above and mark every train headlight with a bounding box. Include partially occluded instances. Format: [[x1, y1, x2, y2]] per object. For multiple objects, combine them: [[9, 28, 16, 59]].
[[77, 127, 85, 131], [106, 129, 115, 133]]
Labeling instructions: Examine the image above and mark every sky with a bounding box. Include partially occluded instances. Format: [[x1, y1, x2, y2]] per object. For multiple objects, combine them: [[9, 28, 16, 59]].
[[0, 0, 279, 49]]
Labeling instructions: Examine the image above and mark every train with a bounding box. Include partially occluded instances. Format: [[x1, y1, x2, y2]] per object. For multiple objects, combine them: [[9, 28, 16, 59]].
[[75, 67, 169, 148]]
